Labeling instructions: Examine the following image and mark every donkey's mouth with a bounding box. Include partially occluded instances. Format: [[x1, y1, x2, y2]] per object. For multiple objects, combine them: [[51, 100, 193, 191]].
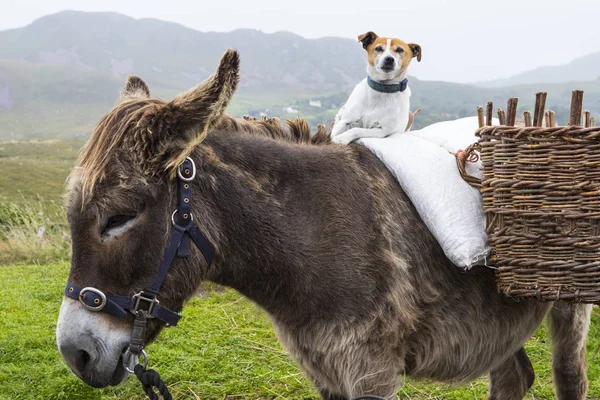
[[109, 347, 134, 386], [80, 348, 130, 388], [109, 355, 128, 386]]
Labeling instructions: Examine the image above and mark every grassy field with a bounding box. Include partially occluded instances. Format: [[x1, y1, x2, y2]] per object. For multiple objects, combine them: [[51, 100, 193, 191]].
[[0, 262, 599, 400], [0, 140, 82, 202], [1, 142, 599, 399], [0, 141, 77, 264]]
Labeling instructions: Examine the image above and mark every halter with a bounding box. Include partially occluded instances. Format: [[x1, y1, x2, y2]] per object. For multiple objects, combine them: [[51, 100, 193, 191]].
[[63, 157, 215, 397]]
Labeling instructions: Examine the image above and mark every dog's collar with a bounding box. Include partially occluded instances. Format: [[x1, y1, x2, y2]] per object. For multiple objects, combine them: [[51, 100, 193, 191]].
[[367, 76, 408, 93]]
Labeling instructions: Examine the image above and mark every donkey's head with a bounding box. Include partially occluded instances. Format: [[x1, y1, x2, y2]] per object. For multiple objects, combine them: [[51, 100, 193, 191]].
[[56, 50, 240, 388]]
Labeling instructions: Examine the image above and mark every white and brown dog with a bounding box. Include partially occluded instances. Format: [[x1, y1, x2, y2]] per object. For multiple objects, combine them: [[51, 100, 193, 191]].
[[331, 31, 421, 144]]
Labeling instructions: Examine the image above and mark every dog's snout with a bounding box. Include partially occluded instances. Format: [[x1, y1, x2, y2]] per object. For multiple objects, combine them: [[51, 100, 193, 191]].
[[383, 56, 395, 65]]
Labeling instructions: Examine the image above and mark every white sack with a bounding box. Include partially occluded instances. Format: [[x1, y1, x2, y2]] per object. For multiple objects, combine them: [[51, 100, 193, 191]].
[[359, 117, 492, 268]]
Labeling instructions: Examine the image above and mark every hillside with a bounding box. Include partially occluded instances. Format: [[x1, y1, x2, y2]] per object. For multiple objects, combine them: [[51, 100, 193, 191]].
[[0, 140, 81, 201], [1, 11, 600, 140], [480, 51, 600, 87], [0, 60, 123, 139], [0, 11, 364, 92]]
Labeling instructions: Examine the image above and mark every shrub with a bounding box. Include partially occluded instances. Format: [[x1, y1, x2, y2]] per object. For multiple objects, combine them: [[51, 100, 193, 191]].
[[0, 198, 70, 265]]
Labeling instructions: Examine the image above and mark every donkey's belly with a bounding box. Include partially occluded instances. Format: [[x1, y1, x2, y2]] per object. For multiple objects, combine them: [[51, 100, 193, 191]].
[[404, 296, 551, 383]]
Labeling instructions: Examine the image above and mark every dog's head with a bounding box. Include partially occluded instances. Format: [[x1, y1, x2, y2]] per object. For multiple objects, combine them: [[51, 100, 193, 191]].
[[358, 31, 421, 82]]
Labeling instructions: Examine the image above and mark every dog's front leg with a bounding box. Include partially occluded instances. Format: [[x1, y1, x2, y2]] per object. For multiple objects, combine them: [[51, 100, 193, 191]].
[[332, 127, 385, 144]]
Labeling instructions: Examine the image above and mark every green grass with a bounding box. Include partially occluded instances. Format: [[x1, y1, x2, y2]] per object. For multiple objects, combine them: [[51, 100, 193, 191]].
[[0, 263, 598, 399], [0, 140, 82, 202], [0, 200, 69, 265], [0, 140, 76, 265]]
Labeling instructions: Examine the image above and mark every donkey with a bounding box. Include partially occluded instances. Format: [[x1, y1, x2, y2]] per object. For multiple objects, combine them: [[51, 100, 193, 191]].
[[56, 49, 593, 400]]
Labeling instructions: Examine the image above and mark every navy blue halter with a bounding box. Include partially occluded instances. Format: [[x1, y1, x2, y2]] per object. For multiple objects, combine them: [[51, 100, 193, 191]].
[[64, 157, 215, 327]]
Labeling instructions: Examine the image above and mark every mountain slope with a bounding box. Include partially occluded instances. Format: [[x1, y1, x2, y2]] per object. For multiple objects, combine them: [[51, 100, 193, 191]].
[[0, 11, 365, 92], [1, 11, 600, 140], [480, 51, 600, 87], [0, 59, 123, 139]]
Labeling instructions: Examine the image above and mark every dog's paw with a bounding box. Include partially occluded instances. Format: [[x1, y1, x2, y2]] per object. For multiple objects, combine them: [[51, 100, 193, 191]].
[[332, 135, 353, 145]]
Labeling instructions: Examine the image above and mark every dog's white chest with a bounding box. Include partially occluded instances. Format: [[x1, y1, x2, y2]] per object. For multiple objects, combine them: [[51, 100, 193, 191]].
[[352, 82, 410, 130], [331, 79, 412, 143]]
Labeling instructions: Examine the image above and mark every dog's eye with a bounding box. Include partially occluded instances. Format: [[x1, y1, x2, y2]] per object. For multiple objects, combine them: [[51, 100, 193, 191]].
[[375, 46, 384, 52], [396, 47, 405, 53]]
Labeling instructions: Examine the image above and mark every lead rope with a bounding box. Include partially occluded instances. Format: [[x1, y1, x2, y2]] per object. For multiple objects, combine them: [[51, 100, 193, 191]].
[[133, 364, 172, 400], [127, 311, 172, 400]]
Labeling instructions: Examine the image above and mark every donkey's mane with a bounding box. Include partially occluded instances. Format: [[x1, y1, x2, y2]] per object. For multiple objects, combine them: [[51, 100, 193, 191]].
[[75, 97, 331, 203], [215, 114, 331, 146], [75, 98, 162, 202]]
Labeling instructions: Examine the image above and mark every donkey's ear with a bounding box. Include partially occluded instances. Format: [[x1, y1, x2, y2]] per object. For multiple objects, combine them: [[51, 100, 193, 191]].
[[121, 76, 150, 100], [136, 49, 240, 172], [169, 48, 240, 135]]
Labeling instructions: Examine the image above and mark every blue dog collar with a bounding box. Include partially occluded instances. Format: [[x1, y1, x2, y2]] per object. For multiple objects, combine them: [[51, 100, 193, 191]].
[[367, 76, 408, 93]]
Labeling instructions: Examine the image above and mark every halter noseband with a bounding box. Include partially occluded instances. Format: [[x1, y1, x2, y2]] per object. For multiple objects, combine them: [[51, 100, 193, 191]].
[[63, 156, 215, 369]]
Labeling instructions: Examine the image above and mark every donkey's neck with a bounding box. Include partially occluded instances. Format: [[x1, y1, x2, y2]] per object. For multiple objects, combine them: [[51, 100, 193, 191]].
[[194, 131, 394, 325]]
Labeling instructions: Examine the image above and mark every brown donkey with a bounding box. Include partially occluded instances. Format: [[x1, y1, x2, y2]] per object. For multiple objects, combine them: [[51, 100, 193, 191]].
[[56, 50, 592, 399]]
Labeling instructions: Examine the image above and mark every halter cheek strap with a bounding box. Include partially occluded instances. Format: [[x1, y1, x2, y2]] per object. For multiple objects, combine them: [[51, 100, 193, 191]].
[[63, 157, 215, 327]]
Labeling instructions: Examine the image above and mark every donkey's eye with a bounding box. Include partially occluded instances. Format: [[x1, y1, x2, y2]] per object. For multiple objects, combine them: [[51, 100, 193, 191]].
[[103, 215, 136, 235]]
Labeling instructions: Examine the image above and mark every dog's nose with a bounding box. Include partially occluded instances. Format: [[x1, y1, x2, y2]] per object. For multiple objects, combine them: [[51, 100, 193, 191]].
[[382, 56, 395, 68]]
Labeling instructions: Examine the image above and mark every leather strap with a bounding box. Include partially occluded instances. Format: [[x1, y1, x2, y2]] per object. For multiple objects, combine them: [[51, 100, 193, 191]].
[[186, 223, 215, 264], [176, 159, 193, 257], [147, 225, 186, 295], [64, 283, 182, 326]]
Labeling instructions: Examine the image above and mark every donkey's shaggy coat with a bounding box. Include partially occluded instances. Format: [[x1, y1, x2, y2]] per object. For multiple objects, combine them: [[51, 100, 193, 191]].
[[57, 50, 592, 400]]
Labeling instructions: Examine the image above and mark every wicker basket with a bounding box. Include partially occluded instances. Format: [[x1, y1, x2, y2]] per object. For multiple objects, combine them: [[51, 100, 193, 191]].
[[469, 124, 600, 303]]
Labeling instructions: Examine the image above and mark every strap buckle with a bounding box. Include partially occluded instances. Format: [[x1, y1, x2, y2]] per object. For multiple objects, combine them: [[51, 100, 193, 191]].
[[78, 287, 107, 312], [131, 292, 160, 317], [171, 210, 193, 226], [177, 157, 196, 182]]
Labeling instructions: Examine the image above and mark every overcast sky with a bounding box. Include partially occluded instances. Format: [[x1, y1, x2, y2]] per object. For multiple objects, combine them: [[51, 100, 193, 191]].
[[2, 0, 599, 83]]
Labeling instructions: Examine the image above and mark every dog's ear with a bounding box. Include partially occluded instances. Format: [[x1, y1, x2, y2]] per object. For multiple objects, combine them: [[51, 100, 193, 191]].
[[358, 31, 378, 50], [409, 43, 422, 62]]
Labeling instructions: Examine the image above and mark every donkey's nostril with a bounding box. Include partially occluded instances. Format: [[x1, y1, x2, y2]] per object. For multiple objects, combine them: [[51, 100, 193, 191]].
[[61, 345, 92, 377], [76, 349, 91, 374]]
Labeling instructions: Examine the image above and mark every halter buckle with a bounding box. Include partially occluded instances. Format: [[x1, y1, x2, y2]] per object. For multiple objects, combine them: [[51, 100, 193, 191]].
[[131, 292, 159, 317], [177, 157, 196, 182], [78, 287, 107, 312], [171, 210, 193, 226]]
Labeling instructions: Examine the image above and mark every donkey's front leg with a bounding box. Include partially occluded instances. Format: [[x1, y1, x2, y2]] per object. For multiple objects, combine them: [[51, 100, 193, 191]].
[[318, 388, 348, 400], [487, 347, 535, 400], [548, 302, 593, 400]]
